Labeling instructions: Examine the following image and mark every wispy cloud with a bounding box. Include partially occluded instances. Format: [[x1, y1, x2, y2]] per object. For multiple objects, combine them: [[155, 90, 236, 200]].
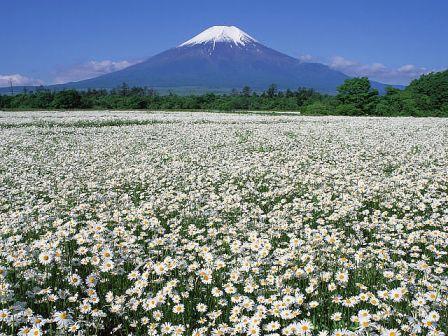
[[53, 60, 140, 84], [328, 56, 431, 85], [298, 54, 316, 62], [0, 74, 43, 87]]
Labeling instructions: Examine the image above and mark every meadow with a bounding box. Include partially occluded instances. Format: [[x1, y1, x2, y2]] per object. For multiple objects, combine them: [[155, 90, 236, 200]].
[[0, 111, 447, 336]]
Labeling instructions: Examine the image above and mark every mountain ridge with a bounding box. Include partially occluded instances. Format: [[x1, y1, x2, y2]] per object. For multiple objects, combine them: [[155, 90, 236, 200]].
[[1, 26, 404, 94]]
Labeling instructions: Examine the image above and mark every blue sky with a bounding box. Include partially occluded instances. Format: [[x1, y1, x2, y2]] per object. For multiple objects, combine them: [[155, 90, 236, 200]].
[[1, 0, 447, 86]]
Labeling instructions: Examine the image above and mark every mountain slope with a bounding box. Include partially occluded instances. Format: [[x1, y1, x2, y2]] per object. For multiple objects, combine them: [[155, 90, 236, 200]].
[[1, 26, 401, 94], [61, 36, 351, 93]]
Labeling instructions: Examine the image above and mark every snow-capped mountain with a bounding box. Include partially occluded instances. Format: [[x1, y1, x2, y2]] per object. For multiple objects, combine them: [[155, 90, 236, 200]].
[[52, 26, 390, 93], [179, 26, 257, 47]]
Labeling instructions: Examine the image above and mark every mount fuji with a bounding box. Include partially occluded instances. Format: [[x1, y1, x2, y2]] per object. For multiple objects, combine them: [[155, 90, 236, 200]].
[[5, 26, 396, 94]]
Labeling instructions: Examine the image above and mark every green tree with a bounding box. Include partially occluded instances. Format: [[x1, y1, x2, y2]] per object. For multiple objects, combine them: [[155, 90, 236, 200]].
[[335, 103, 362, 116], [336, 77, 379, 115], [51, 90, 82, 109], [33, 91, 54, 108], [265, 84, 278, 98], [118, 83, 130, 96], [374, 87, 422, 116], [407, 70, 448, 112], [241, 86, 252, 97], [302, 101, 332, 115]]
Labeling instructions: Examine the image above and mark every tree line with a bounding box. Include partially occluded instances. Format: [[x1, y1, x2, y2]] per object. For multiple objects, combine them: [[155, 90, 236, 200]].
[[1, 70, 447, 117]]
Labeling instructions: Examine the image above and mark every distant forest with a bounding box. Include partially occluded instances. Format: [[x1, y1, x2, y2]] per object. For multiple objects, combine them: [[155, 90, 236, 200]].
[[1, 70, 447, 117]]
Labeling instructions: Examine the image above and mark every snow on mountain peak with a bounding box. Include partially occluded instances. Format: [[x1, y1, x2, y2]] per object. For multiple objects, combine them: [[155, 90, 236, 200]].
[[179, 26, 257, 47]]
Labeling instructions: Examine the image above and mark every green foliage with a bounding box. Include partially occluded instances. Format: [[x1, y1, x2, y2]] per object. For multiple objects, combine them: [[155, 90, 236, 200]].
[[374, 70, 448, 117], [336, 77, 379, 115], [407, 70, 448, 111], [404, 70, 448, 117], [1, 70, 447, 117], [375, 88, 421, 116], [241, 86, 251, 97], [265, 84, 278, 98], [302, 102, 333, 115], [0, 86, 331, 112], [51, 90, 82, 109], [335, 104, 361, 116]]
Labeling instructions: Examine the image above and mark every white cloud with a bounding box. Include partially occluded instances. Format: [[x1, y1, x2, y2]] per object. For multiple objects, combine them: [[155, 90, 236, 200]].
[[330, 56, 358, 68], [298, 54, 315, 62], [0, 74, 43, 87], [53, 60, 140, 84], [328, 56, 430, 85], [397, 64, 418, 73]]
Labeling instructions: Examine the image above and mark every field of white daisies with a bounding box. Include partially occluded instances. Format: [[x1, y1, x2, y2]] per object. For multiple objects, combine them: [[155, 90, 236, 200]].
[[0, 111, 447, 336]]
